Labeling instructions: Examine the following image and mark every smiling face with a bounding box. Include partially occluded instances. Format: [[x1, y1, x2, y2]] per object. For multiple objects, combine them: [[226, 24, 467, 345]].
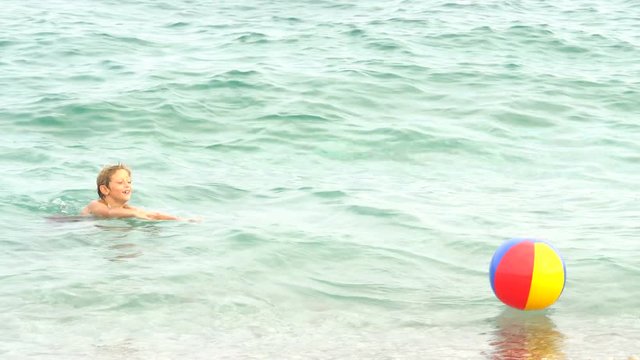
[[102, 169, 133, 204], [96, 165, 133, 206]]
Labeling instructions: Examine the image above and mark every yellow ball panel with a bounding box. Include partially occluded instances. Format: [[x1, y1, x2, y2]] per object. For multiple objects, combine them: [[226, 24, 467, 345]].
[[524, 243, 565, 310]]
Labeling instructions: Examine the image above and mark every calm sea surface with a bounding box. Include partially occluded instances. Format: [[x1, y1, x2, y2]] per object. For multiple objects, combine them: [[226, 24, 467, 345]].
[[1, 0, 639, 358]]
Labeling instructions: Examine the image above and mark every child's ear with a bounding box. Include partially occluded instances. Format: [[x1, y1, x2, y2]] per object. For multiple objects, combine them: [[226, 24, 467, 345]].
[[99, 184, 110, 197]]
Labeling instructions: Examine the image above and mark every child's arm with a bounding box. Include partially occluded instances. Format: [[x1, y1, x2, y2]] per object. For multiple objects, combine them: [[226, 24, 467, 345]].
[[83, 201, 151, 220], [124, 206, 179, 221], [82, 201, 181, 221], [147, 212, 180, 221]]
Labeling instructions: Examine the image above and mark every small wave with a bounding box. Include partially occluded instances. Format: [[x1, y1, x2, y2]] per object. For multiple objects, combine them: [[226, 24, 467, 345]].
[[3, 194, 46, 213], [206, 142, 261, 153], [509, 98, 574, 114], [346, 205, 416, 221], [225, 230, 268, 249], [175, 70, 273, 97], [365, 39, 404, 51], [256, 113, 332, 122], [235, 32, 268, 44], [379, 17, 428, 25], [99, 59, 125, 70], [31, 31, 60, 37], [334, 68, 404, 81], [179, 183, 249, 202], [31, 93, 74, 105], [105, 291, 199, 310], [271, 16, 303, 24], [312, 190, 348, 199], [441, 2, 478, 9], [310, 277, 420, 296], [344, 28, 365, 37], [186, 77, 267, 91], [491, 110, 555, 128], [322, 2, 357, 10], [165, 21, 190, 28], [68, 74, 105, 83], [506, 24, 555, 37], [222, 69, 261, 77], [505, 24, 592, 54], [95, 32, 157, 47], [283, 282, 405, 309], [31, 115, 65, 127]]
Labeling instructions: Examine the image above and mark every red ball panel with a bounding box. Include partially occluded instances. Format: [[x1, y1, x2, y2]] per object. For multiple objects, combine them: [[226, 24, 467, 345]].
[[494, 241, 535, 309]]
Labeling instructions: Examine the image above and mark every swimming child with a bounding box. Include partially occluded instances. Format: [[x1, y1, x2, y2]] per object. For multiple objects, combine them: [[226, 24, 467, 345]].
[[81, 163, 179, 220]]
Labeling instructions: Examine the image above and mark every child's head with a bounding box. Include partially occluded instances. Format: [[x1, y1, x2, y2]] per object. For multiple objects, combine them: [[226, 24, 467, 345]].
[[96, 163, 132, 200]]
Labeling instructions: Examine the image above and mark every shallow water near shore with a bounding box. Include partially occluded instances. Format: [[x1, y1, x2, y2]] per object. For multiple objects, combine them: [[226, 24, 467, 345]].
[[1, 0, 639, 358]]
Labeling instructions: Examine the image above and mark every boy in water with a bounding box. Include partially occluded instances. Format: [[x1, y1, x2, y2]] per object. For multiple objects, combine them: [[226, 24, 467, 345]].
[[81, 163, 179, 220]]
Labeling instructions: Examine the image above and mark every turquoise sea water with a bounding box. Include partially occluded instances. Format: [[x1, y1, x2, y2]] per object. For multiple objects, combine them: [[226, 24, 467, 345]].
[[1, 0, 639, 358]]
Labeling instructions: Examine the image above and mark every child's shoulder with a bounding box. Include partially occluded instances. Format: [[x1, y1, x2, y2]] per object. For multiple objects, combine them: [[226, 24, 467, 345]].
[[81, 200, 106, 215], [88, 199, 105, 208]]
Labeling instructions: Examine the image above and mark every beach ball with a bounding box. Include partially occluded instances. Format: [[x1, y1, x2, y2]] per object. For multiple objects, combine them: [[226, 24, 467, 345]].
[[489, 238, 566, 310]]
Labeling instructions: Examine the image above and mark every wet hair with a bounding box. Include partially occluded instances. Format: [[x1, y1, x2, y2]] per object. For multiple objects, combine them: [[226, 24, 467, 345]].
[[96, 163, 131, 199]]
